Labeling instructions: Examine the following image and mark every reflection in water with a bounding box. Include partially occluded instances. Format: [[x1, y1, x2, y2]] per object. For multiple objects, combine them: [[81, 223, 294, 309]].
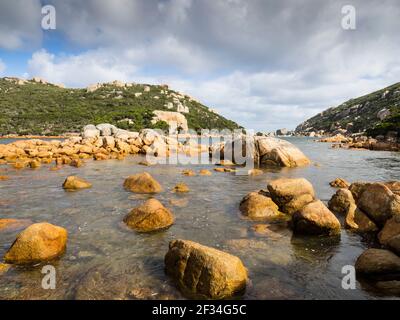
[[0, 138, 400, 299]]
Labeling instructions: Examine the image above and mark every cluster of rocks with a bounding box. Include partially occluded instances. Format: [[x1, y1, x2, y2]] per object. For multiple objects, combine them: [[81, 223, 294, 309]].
[[328, 179, 400, 290], [240, 178, 341, 236], [214, 136, 311, 168], [318, 133, 400, 152], [0, 125, 207, 171]]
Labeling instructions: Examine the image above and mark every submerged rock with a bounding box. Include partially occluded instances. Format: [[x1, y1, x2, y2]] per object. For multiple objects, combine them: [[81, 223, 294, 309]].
[[123, 172, 162, 193], [291, 200, 341, 236], [124, 198, 174, 232], [182, 169, 196, 176], [199, 169, 212, 176], [355, 249, 400, 280], [248, 169, 263, 176], [329, 178, 350, 189], [4, 222, 67, 265], [239, 191, 282, 220], [164, 239, 248, 299], [267, 178, 315, 214], [173, 183, 189, 193], [62, 176, 92, 190]]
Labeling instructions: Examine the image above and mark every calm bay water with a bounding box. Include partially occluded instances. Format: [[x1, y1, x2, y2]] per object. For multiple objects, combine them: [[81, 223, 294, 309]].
[[0, 137, 399, 299]]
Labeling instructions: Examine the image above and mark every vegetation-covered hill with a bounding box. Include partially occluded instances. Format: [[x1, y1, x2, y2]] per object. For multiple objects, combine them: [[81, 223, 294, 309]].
[[295, 82, 400, 137], [0, 77, 241, 136]]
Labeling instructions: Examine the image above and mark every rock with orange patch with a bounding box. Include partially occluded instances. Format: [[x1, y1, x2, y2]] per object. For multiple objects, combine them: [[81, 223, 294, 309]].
[[199, 169, 212, 176], [4, 222, 68, 265]]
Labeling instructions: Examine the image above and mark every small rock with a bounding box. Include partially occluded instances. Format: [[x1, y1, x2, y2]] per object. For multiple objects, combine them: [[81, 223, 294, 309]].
[[169, 198, 188, 207], [248, 169, 263, 176], [182, 169, 196, 176], [124, 198, 174, 232], [173, 183, 189, 193], [4, 222, 68, 265], [239, 191, 282, 220], [123, 172, 162, 193], [199, 169, 212, 176], [0, 263, 11, 275], [62, 176, 92, 190], [0, 219, 32, 232], [329, 178, 350, 188]]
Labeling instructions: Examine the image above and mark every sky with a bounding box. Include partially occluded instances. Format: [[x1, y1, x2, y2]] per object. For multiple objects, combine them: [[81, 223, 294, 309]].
[[0, 0, 400, 132]]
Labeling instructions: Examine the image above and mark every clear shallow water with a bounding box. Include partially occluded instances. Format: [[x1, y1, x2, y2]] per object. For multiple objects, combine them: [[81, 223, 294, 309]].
[[0, 137, 399, 300]]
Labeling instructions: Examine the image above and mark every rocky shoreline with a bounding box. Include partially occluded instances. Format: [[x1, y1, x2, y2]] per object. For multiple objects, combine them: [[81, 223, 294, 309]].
[[1, 127, 400, 298]]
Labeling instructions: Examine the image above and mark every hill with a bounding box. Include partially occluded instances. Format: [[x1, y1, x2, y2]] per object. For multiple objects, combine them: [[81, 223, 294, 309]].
[[0, 77, 241, 136], [295, 82, 400, 137]]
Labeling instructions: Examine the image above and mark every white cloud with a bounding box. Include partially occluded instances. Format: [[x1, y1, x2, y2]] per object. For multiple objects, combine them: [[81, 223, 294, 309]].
[[0, 0, 42, 49], [12, 0, 400, 131]]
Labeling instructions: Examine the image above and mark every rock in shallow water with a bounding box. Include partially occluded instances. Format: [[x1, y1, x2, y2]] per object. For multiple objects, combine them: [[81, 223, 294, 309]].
[[124, 198, 174, 232], [355, 249, 400, 280], [267, 178, 315, 214], [239, 191, 282, 220], [357, 183, 400, 227], [164, 239, 248, 299], [291, 200, 341, 236], [329, 178, 350, 189], [62, 176, 92, 190], [123, 172, 162, 193], [4, 222, 67, 265]]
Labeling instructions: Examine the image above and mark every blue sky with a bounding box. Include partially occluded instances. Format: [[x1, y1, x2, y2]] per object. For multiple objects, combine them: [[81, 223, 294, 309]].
[[1, 0, 400, 131]]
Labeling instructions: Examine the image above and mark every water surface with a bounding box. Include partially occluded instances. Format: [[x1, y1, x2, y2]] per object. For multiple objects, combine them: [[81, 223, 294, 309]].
[[0, 137, 399, 299]]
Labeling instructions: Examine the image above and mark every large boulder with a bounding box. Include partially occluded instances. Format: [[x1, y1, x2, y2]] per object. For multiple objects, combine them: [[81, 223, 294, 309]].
[[256, 137, 310, 167], [267, 178, 315, 214], [348, 182, 371, 202], [378, 216, 400, 245], [123, 172, 162, 193], [164, 240, 248, 299], [239, 191, 282, 220], [291, 200, 341, 236], [151, 110, 188, 133], [124, 198, 174, 232], [357, 183, 400, 226], [82, 125, 100, 139], [62, 176, 92, 190], [218, 136, 310, 168], [4, 222, 67, 265], [355, 249, 400, 280], [96, 123, 117, 136], [139, 129, 160, 146]]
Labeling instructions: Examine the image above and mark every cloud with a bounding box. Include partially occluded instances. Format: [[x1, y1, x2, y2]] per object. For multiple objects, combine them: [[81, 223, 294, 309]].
[[0, 0, 42, 49], [0, 59, 6, 75], [6, 0, 400, 130]]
